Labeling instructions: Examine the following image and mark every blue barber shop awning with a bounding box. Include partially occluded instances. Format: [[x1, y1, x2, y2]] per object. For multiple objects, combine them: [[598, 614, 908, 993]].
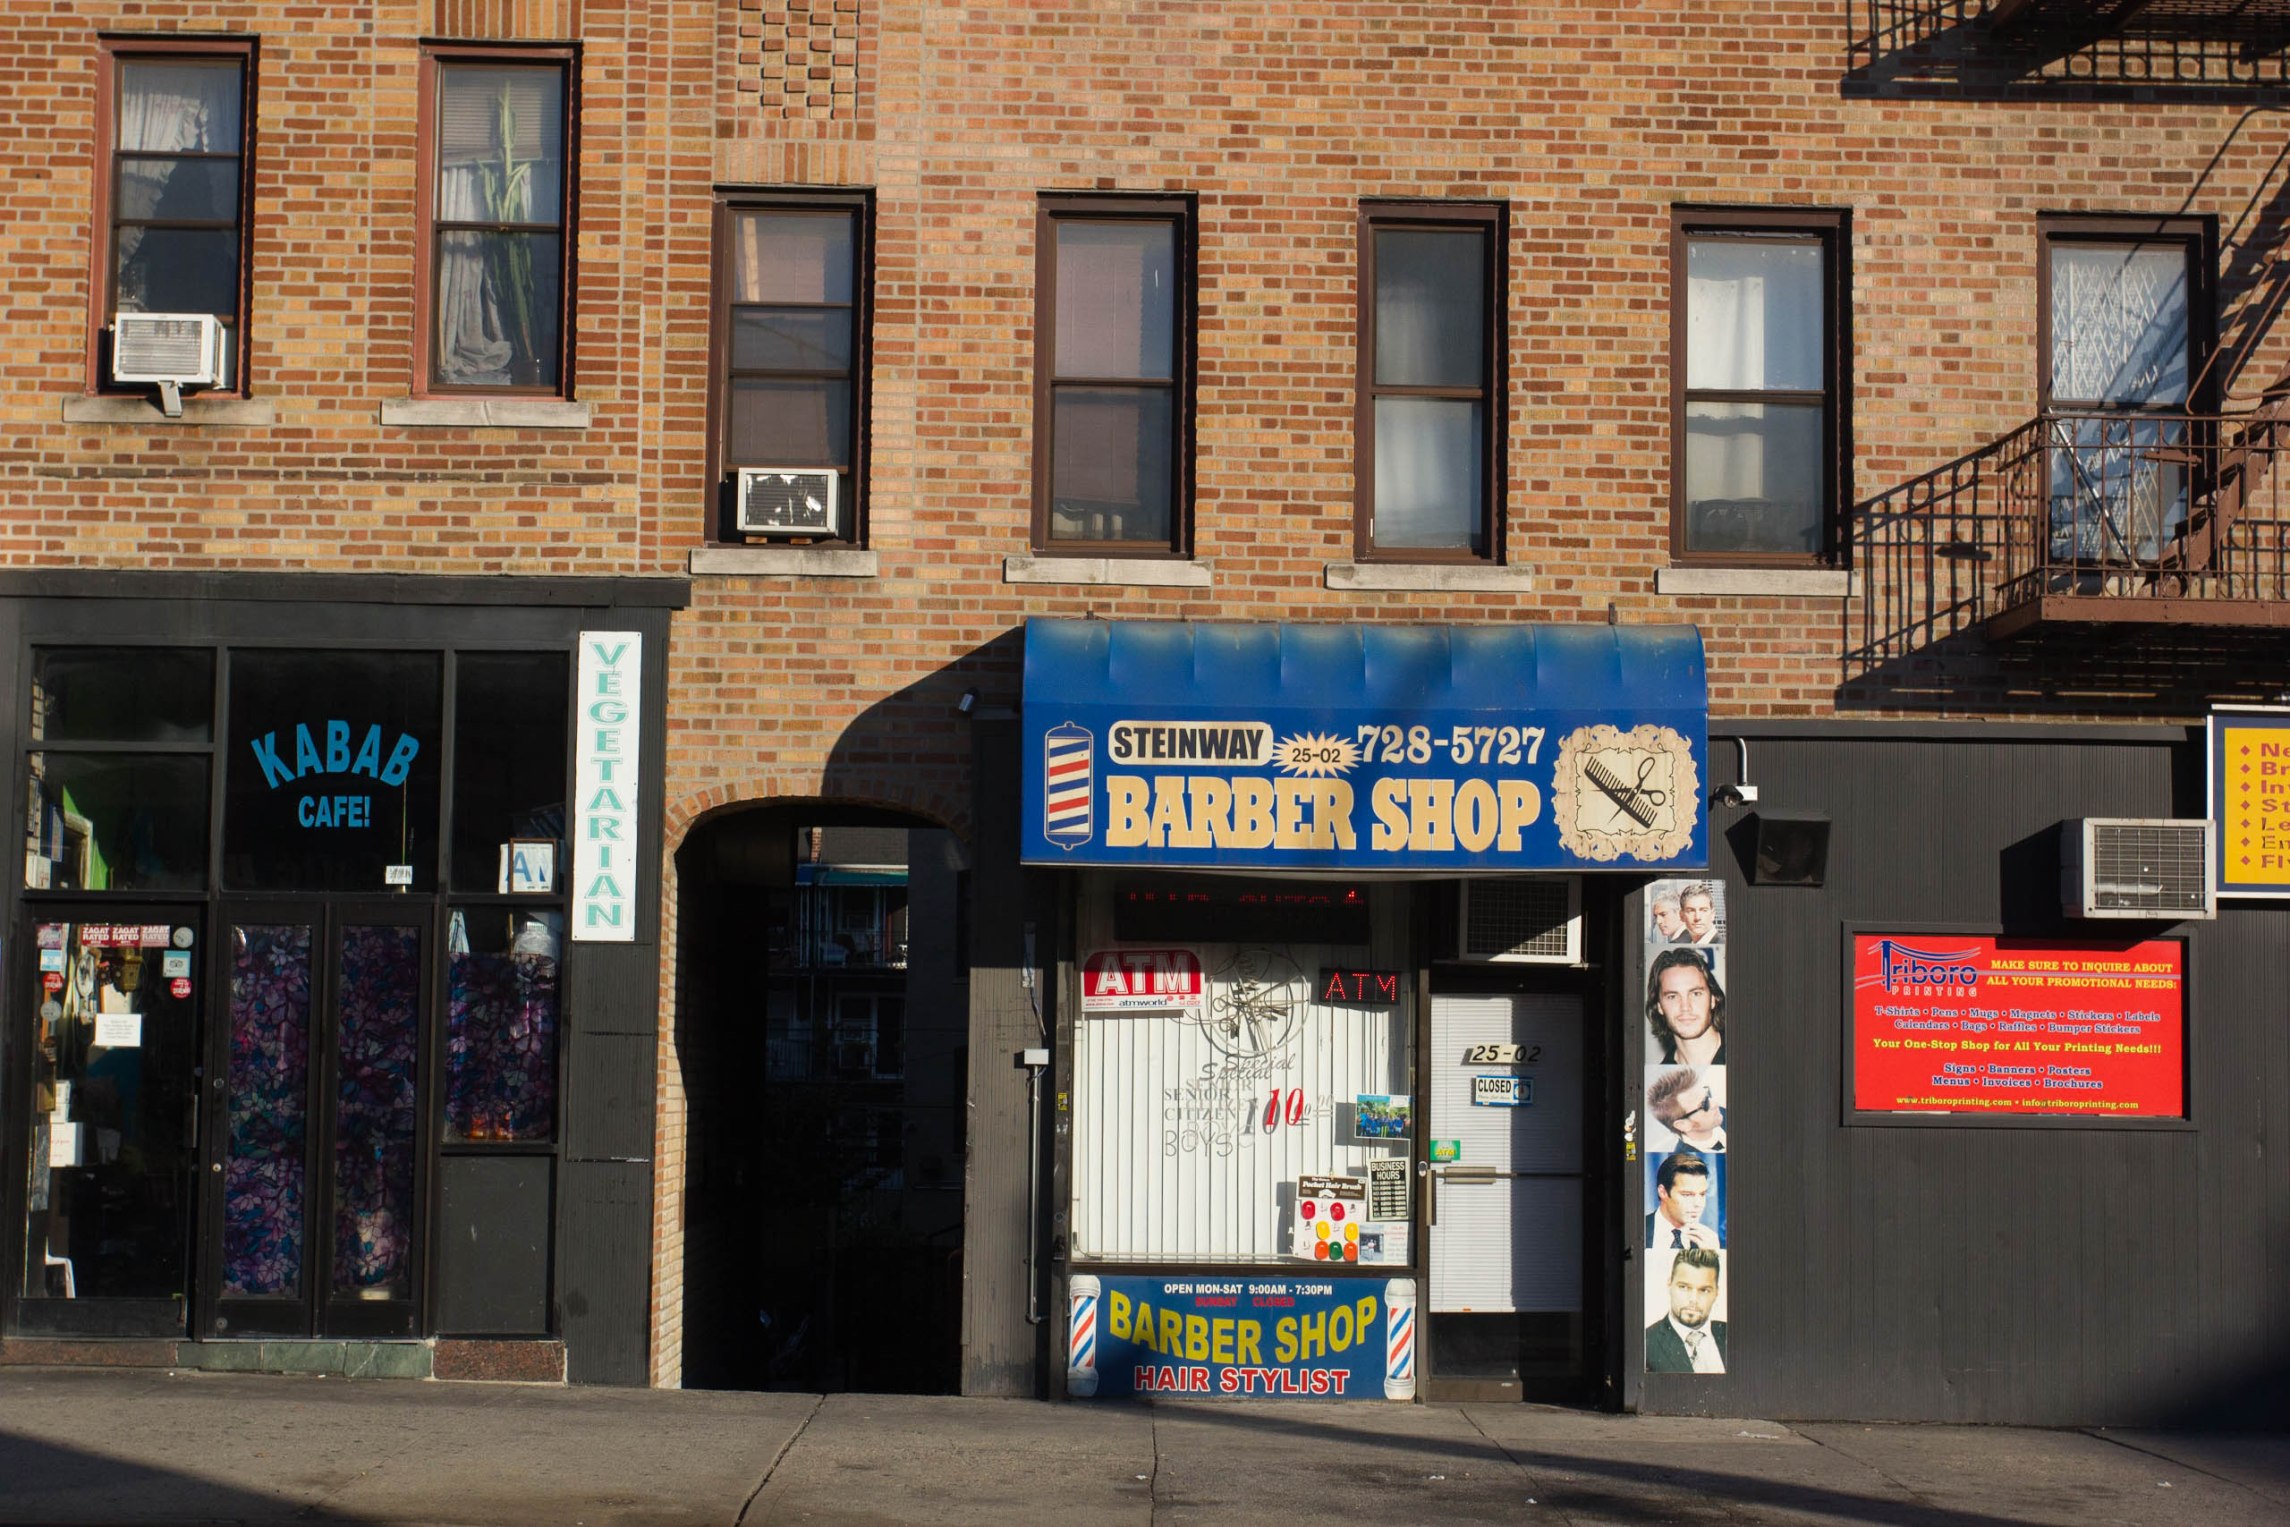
[[1021, 621, 1708, 872]]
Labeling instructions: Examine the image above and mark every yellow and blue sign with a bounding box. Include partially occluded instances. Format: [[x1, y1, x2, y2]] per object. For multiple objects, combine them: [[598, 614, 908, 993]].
[[1069, 1274, 1414, 1400], [1022, 621, 1708, 872], [2211, 708, 2290, 898]]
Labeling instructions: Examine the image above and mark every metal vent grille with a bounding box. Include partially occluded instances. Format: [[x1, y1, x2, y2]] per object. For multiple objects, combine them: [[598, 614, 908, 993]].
[[737, 467, 841, 536], [1460, 879, 1576, 961], [2089, 822, 2209, 914]]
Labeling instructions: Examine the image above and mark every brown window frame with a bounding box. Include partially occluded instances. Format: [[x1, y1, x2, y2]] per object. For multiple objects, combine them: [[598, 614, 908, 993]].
[[1354, 201, 1506, 563], [1031, 195, 1197, 558], [414, 42, 579, 400], [1668, 206, 1852, 568], [2036, 214, 2216, 416], [706, 189, 874, 547], [90, 35, 259, 397]]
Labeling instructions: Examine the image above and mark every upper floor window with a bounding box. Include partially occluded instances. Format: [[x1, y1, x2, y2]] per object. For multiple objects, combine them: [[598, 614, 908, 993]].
[[712, 195, 869, 543], [1357, 203, 1503, 560], [2040, 216, 2210, 414], [1672, 208, 1849, 564], [419, 49, 573, 394], [1034, 197, 1194, 555], [97, 40, 254, 393]]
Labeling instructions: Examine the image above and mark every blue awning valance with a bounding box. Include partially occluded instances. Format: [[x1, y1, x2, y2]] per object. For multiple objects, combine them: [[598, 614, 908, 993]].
[[1021, 620, 1708, 873]]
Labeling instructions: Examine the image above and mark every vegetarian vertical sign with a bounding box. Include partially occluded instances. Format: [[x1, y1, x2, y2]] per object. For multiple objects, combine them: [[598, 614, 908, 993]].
[[1850, 935, 2184, 1118], [573, 633, 641, 942]]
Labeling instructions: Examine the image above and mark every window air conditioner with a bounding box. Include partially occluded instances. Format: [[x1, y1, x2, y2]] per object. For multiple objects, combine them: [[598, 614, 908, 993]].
[[836, 1040, 877, 1076], [736, 467, 842, 538], [2061, 818, 2214, 920], [1454, 878, 1582, 964], [111, 313, 226, 417]]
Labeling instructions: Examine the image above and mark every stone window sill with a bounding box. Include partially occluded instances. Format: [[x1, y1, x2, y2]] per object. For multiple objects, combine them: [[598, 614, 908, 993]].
[[1003, 555, 1212, 588], [62, 396, 275, 427], [380, 398, 591, 429], [689, 546, 879, 578], [1325, 561, 1536, 592], [1655, 566, 1857, 597]]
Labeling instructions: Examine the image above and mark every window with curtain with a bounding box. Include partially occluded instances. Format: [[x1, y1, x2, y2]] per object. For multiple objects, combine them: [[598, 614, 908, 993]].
[[1358, 207, 1500, 558], [2041, 221, 2206, 565], [718, 201, 865, 540], [105, 49, 250, 390], [1673, 211, 1845, 562], [1035, 200, 1191, 553], [425, 56, 570, 393]]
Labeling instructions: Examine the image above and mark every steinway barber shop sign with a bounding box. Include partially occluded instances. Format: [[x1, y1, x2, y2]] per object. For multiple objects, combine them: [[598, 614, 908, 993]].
[[1022, 621, 1709, 872]]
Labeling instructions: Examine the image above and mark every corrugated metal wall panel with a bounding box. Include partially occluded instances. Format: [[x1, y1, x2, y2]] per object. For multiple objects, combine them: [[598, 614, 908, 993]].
[[1646, 728, 2290, 1425]]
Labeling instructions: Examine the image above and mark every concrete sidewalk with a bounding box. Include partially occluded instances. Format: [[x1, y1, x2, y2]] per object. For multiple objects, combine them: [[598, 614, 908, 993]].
[[0, 1368, 2285, 1526]]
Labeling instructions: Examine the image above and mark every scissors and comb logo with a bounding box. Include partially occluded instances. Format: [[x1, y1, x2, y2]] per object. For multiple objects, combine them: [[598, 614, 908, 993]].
[[1552, 724, 1700, 863]]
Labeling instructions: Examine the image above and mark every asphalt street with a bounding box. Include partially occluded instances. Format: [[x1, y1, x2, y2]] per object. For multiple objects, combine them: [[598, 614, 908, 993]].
[[0, 1367, 2285, 1526]]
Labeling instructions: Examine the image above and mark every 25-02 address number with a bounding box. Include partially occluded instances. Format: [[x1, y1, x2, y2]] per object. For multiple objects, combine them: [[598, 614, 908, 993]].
[[1462, 1043, 1540, 1066]]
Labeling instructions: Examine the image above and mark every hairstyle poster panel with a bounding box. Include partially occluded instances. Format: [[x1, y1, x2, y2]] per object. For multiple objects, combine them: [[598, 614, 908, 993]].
[[1849, 934, 2186, 1120], [1643, 877, 1729, 1375]]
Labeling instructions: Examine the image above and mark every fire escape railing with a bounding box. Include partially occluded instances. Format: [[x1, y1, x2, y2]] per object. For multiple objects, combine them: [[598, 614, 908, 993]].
[[1850, 0, 2290, 91], [1848, 409, 2290, 669]]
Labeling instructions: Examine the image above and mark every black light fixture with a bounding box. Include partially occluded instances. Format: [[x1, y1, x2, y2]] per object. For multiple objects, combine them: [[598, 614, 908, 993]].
[[955, 687, 979, 717], [1749, 809, 1832, 887]]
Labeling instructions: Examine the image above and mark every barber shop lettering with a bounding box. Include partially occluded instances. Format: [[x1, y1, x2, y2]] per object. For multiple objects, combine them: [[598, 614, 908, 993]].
[[247, 721, 420, 831], [1078, 1276, 1404, 1400]]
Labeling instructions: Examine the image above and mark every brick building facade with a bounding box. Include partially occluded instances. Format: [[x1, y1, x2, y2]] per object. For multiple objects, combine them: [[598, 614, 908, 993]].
[[3, 1, 2287, 1421]]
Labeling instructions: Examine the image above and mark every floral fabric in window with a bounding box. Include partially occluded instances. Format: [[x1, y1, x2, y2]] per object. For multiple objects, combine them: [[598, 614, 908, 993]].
[[333, 925, 421, 1295], [224, 924, 312, 1298], [446, 911, 559, 1141]]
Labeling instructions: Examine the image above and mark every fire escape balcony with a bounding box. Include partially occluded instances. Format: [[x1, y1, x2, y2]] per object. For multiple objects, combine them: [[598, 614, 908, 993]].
[[1850, 408, 2290, 674], [1850, 0, 2290, 94]]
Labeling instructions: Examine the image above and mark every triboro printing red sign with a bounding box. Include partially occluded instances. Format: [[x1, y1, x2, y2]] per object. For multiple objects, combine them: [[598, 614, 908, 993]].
[[1081, 948, 1205, 1012], [1851, 935, 2185, 1118]]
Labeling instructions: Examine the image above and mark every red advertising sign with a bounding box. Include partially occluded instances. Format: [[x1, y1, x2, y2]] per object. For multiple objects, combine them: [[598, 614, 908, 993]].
[[169, 977, 193, 999], [1851, 935, 2184, 1118], [1081, 948, 1204, 1012]]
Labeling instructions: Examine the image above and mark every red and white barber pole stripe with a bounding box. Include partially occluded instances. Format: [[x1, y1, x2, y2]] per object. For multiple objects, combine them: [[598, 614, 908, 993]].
[[1384, 1278, 1416, 1401], [1043, 723, 1094, 850], [1067, 1274, 1100, 1397]]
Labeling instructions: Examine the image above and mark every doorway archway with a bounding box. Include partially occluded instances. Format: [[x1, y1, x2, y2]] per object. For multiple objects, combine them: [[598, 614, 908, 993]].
[[675, 802, 967, 1392]]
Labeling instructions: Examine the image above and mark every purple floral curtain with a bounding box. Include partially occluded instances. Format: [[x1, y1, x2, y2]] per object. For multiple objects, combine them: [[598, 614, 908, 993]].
[[224, 924, 312, 1298], [445, 937, 558, 1142], [332, 925, 421, 1295]]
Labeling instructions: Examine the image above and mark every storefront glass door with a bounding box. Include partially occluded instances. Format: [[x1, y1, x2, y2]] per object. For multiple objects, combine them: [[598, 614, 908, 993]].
[[1423, 991, 1593, 1400], [16, 913, 205, 1336], [203, 903, 427, 1340]]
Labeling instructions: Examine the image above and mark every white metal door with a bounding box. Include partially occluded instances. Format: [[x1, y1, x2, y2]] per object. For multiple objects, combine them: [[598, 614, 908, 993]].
[[1426, 993, 1584, 1314]]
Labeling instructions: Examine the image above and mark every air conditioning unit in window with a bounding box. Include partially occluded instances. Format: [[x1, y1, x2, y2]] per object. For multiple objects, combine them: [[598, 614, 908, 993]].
[[111, 313, 225, 416], [736, 467, 842, 538], [836, 1040, 877, 1076], [2062, 818, 2214, 920], [1453, 878, 1582, 964]]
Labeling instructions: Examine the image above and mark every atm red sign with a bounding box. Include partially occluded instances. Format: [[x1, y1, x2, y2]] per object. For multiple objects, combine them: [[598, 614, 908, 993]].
[[1082, 949, 1204, 1012]]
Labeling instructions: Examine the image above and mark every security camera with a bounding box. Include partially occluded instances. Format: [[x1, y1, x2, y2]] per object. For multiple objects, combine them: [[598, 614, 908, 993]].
[[1712, 783, 1760, 809]]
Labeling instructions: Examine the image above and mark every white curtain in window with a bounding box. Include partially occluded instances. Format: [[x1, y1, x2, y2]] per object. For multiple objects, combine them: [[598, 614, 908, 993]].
[[117, 60, 240, 156], [433, 68, 561, 385], [1685, 240, 1823, 392], [2050, 244, 2189, 407]]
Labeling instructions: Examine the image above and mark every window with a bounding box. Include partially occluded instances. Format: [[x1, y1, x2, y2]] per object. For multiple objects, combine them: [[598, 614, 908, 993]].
[[95, 40, 254, 392], [1357, 203, 1503, 559], [1034, 197, 1193, 555], [712, 195, 869, 542], [2039, 216, 2212, 563], [419, 49, 574, 394], [1672, 208, 1849, 563]]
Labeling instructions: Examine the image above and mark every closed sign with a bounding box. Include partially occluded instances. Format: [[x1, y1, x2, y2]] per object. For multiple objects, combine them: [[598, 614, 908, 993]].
[[1471, 1074, 1530, 1107]]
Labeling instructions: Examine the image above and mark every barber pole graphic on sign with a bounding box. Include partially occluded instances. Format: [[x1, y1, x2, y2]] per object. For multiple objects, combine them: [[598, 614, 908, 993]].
[[1068, 1274, 1100, 1397], [1043, 723, 1094, 849]]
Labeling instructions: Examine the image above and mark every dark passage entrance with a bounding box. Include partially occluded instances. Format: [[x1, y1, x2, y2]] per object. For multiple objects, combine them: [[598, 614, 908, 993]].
[[676, 807, 967, 1392]]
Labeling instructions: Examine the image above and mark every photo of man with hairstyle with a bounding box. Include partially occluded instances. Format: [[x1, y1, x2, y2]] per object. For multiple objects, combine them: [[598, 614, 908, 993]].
[[1646, 1248, 1727, 1373], [1648, 1065, 1726, 1154], [1645, 946, 1725, 1066], [1650, 889, 1688, 943], [1679, 882, 1721, 946], [1646, 1148, 1721, 1250]]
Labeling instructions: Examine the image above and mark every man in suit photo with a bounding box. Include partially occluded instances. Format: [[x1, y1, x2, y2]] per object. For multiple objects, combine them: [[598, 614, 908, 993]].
[[1645, 1148, 1721, 1250], [1646, 1247, 1727, 1373]]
